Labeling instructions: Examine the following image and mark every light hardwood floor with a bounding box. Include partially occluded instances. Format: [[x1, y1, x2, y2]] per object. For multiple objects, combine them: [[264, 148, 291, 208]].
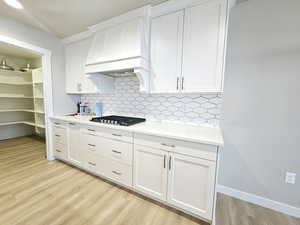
[[0, 137, 299, 225]]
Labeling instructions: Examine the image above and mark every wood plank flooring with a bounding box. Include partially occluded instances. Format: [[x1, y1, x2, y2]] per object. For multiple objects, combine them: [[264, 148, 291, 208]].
[[0, 136, 299, 225]]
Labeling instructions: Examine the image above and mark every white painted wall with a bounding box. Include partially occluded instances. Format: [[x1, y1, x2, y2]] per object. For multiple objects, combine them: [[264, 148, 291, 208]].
[[0, 16, 79, 115], [220, 0, 300, 208]]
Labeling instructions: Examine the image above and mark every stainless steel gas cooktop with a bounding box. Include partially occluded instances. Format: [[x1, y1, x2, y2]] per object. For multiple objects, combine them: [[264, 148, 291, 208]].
[[90, 115, 146, 126]]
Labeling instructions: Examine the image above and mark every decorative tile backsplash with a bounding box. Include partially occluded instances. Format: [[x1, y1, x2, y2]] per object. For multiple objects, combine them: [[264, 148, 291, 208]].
[[81, 76, 222, 127]]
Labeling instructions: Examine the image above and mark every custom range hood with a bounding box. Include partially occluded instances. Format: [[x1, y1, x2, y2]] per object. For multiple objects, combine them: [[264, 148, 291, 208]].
[[85, 6, 151, 92]]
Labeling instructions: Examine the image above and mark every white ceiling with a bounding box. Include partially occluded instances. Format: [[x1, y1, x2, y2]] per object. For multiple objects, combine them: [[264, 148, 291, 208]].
[[0, 42, 41, 59], [0, 0, 167, 38]]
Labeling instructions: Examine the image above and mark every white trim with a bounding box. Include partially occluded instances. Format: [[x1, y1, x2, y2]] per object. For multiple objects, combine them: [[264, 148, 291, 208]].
[[217, 185, 300, 219], [60, 4, 162, 45], [0, 35, 55, 161], [88, 5, 151, 33], [151, 0, 224, 17], [61, 30, 93, 45], [61, 6, 151, 44]]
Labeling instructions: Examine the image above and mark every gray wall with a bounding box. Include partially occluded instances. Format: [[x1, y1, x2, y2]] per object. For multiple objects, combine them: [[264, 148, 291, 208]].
[[0, 16, 79, 115], [220, 0, 300, 208]]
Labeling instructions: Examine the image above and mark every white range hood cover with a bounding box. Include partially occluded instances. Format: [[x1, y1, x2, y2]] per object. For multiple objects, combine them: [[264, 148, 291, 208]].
[[85, 6, 151, 92]]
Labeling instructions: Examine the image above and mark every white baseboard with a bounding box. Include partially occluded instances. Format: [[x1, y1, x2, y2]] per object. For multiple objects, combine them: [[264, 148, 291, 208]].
[[217, 185, 300, 219]]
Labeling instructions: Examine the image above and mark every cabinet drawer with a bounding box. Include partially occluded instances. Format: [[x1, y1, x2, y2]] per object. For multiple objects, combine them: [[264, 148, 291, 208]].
[[53, 120, 67, 128], [81, 126, 98, 136], [81, 132, 106, 156], [103, 138, 133, 165], [98, 128, 133, 143], [53, 142, 67, 160], [53, 126, 67, 145], [134, 134, 218, 161], [106, 160, 132, 187], [84, 152, 107, 176], [53, 133, 66, 145], [81, 126, 133, 143]]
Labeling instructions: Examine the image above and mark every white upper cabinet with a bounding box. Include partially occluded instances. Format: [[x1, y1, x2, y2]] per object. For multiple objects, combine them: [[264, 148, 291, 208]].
[[150, 0, 227, 93], [150, 10, 184, 93], [65, 37, 96, 94], [182, 0, 226, 92], [167, 153, 216, 220]]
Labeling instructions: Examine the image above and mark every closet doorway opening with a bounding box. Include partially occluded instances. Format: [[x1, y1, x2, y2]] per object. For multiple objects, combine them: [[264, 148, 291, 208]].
[[0, 36, 53, 159]]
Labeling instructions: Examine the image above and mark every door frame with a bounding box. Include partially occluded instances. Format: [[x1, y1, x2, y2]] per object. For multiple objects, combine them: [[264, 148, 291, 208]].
[[0, 34, 54, 160]]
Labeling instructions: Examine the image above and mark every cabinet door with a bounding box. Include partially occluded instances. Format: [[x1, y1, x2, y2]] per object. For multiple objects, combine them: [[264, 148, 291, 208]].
[[167, 153, 216, 220], [133, 145, 168, 201], [67, 123, 82, 166], [182, 0, 226, 92], [65, 37, 98, 94], [150, 10, 184, 93]]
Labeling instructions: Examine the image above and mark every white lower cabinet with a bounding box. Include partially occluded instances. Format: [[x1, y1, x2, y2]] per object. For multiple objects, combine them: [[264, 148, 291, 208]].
[[133, 145, 168, 201], [67, 122, 82, 166], [133, 135, 217, 221], [167, 153, 216, 220], [51, 120, 218, 223], [80, 127, 134, 187]]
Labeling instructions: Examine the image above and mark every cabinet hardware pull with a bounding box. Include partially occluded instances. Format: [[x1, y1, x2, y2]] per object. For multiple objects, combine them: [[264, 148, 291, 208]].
[[112, 171, 122, 175], [88, 144, 95, 147], [112, 133, 122, 137], [69, 123, 75, 125], [181, 77, 184, 90], [163, 155, 166, 169], [169, 156, 172, 170], [55, 134, 61, 137], [88, 129, 95, 132], [176, 77, 179, 90], [55, 149, 61, 152], [161, 143, 175, 148], [88, 162, 96, 166], [112, 150, 122, 154], [54, 122, 60, 125]]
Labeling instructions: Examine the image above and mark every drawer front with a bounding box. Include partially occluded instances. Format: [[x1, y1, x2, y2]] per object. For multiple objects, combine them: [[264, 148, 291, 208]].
[[53, 142, 67, 160], [103, 138, 133, 165], [53, 126, 67, 145], [106, 160, 132, 187], [81, 126, 98, 136], [98, 128, 133, 143], [84, 152, 107, 176], [52, 120, 67, 128], [134, 134, 218, 161], [81, 126, 133, 143], [81, 132, 105, 156]]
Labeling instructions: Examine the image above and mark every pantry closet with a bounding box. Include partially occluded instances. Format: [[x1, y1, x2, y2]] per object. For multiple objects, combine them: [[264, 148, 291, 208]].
[[0, 43, 45, 140]]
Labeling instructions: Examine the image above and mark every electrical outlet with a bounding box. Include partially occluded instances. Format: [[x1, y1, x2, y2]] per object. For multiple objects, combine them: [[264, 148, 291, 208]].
[[285, 172, 296, 184]]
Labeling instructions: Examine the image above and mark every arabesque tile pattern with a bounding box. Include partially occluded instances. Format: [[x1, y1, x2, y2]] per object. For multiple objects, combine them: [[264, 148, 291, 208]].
[[81, 76, 222, 126]]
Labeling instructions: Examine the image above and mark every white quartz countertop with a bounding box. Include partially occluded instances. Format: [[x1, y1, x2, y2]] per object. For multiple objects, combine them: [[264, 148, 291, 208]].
[[50, 115, 224, 147]]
